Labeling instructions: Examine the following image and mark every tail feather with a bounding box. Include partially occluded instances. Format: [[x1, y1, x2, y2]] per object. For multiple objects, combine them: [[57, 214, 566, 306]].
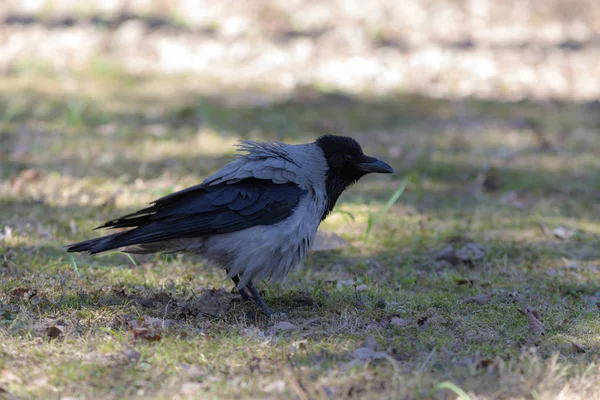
[[65, 232, 126, 255]]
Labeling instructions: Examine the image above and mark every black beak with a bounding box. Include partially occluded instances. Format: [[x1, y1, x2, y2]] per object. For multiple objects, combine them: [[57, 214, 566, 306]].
[[357, 155, 394, 174]]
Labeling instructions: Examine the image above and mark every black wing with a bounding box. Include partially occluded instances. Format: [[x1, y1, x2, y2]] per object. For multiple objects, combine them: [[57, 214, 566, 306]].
[[66, 177, 306, 254]]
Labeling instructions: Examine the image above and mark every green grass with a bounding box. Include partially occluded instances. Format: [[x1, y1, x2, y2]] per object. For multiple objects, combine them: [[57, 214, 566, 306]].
[[2, 70, 600, 399]]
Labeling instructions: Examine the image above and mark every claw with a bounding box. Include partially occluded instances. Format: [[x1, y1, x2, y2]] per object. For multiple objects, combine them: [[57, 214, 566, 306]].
[[246, 280, 272, 317], [231, 275, 251, 302]]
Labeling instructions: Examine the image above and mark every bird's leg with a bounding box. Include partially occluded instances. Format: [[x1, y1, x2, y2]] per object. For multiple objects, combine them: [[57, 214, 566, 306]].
[[231, 274, 251, 302], [246, 280, 272, 317]]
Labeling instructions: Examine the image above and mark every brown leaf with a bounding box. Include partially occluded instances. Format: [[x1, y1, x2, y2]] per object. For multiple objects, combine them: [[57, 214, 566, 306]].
[[464, 294, 493, 305], [417, 316, 429, 327], [46, 325, 64, 339], [520, 307, 545, 336], [11, 287, 32, 298], [131, 328, 161, 342]]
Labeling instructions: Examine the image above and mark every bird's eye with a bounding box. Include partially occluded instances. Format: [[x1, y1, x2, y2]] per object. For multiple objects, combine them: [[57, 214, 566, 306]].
[[344, 154, 353, 161]]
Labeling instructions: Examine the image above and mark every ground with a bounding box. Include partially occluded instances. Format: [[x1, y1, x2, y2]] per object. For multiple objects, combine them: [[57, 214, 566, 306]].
[[1, 1, 600, 399]]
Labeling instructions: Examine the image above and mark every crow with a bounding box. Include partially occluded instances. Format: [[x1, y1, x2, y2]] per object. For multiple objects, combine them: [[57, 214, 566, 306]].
[[66, 135, 393, 315]]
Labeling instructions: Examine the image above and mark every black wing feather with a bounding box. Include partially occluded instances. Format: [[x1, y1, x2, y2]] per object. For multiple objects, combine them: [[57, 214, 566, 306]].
[[66, 177, 306, 254]]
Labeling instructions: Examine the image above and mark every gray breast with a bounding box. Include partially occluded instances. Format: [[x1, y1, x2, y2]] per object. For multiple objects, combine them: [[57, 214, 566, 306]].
[[201, 191, 327, 287]]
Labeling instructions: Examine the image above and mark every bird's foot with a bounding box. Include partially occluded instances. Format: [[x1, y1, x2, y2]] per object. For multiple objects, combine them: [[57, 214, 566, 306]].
[[246, 280, 273, 317], [230, 275, 251, 302]]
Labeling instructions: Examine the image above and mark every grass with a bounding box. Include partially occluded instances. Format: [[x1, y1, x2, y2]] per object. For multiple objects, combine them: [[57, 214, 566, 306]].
[[1, 67, 600, 400]]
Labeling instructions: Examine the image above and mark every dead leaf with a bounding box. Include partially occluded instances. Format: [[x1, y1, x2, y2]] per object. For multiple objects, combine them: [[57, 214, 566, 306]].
[[131, 328, 161, 342], [520, 306, 546, 336], [11, 287, 36, 299], [417, 316, 429, 327], [464, 294, 493, 305], [267, 321, 296, 335], [46, 325, 64, 339]]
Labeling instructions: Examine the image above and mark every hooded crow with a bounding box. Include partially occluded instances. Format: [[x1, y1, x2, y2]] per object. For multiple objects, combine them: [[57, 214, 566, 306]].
[[66, 135, 393, 315]]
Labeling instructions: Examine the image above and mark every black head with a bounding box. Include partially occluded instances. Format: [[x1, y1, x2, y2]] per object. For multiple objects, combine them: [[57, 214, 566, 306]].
[[316, 135, 394, 220]]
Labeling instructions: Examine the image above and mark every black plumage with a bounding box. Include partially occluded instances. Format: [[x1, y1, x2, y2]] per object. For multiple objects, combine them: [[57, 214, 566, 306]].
[[66, 178, 307, 254]]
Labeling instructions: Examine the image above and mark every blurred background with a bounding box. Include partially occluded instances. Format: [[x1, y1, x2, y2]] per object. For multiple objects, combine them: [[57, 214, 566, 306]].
[[1, 0, 600, 239]]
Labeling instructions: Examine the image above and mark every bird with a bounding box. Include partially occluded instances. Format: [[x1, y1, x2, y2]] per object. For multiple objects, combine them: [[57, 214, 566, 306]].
[[65, 135, 394, 316]]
